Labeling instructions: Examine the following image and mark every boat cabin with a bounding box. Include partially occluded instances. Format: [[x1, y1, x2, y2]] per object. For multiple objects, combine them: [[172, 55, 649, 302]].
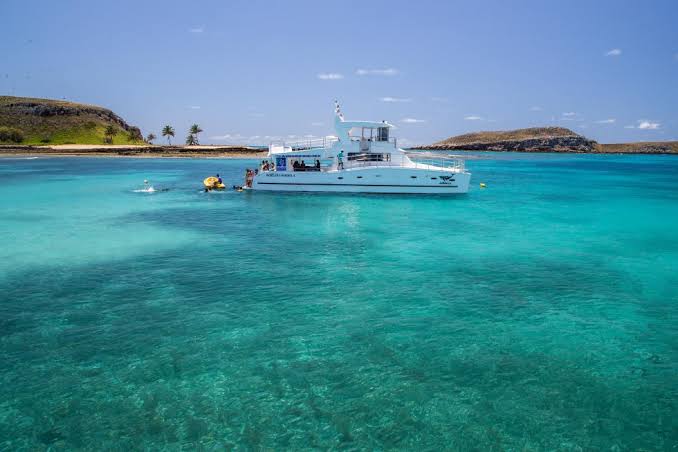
[[263, 102, 402, 172]]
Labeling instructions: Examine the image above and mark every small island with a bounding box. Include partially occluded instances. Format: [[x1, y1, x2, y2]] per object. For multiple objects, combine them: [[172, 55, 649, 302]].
[[412, 127, 678, 154], [0, 96, 265, 157]]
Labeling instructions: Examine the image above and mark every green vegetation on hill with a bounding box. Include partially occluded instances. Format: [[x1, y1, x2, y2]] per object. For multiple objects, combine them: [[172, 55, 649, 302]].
[[432, 127, 581, 146], [414, 126, 598, 153], [0, 96, 142, 145]]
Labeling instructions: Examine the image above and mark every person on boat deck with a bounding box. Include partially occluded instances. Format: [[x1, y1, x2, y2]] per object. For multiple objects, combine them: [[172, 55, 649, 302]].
[[337, 150, 344, 169], [293, 161, 300, 171], [315, 159, 320, 170], [216, 173, 222, 184]]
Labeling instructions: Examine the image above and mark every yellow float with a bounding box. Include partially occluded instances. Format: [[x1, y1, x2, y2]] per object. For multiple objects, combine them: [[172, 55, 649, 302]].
[[203, 176, 225, 189]]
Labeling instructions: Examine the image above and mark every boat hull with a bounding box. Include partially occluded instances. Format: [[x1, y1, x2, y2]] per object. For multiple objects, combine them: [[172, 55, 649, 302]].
[[251, 167, 471, 194]]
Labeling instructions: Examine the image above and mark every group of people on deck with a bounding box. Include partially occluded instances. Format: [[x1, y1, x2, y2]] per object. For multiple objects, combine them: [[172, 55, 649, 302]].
[[292, 160, 321, 172], [258, 151, 344, 173]]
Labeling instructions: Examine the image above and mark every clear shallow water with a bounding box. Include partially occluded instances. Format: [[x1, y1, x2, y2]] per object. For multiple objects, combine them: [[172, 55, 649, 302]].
[[0, 154, 677, 450]]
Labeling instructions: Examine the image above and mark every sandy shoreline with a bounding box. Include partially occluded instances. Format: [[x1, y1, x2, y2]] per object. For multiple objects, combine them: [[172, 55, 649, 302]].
[[0, 144, 267, 159], [0, 152, 266, 159]]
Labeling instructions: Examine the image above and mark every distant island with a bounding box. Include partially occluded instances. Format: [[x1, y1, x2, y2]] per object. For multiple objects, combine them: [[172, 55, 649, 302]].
[[0, 96, 263, 157], [0, 96, 143, 145], [2, 96, 677, 155], [412, 127, 678, 154]]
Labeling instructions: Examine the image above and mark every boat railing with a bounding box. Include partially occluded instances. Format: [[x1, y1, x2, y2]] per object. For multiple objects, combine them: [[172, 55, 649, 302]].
[[270, 136, 339, 151], [410, 157, 465, 170], [349, 137, 398, 148], [343, 157, 464, 171]]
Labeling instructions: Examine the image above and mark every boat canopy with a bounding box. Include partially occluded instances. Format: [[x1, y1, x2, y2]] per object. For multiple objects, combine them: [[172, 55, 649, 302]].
[[333, 102, 395, 142], [337, 120, 394, 129]]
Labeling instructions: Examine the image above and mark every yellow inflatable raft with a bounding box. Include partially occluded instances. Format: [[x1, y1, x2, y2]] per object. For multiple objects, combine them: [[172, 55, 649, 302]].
[[203, 176, 225, 189]]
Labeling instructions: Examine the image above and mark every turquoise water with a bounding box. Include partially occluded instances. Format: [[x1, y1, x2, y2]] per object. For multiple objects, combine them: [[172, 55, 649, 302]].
[[1, 154, 677, 450]]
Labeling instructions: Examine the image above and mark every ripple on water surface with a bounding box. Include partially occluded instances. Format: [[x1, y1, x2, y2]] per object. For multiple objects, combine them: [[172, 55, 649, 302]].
[[0, 155, 677, 449]]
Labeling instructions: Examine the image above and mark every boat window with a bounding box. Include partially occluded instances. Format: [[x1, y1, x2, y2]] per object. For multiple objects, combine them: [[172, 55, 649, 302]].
[[431, 177, 438, 180], [337, 177, 343, 179], [410, 176, 417, 179], [348, 127, 363, 140], [356, 176, 363, 179], [348, 153, 384, 161], [377, 127, 389, 142], [291, 159, 322, 172]]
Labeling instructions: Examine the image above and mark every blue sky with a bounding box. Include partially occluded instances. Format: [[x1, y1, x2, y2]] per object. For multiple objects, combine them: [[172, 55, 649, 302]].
[[2, 0, 677, 145]]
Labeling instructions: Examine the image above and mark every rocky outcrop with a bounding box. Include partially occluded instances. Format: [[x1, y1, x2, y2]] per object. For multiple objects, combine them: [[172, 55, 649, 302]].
[[2, 100, 134, 131], [598, 142, 678, 154], [413, 127, 598, 153], [420, 135, 597, 153], [0, 96, 145, 144]]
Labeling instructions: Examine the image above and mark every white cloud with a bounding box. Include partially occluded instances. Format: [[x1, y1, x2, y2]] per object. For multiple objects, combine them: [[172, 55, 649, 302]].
[[596, 118, 616, 124], [317, 73, 344, 80], [189, 27, 204, 33], [624, 125, 636, 129], [464, 115, 483, 121], [431, 97, 449, 103], [530, 106, 543, 111], [400, 118, 425, 124], [311, 122, 324, 126], [605, 48, 622, 57], [210, 133, 244, 141], [380, 96, 411, 103], [248, 112, 264, 118], [356, 68, 398, 76], [638, 120, 660, 130], [189, 106, 201, 109], [562, 112, 576, 117]]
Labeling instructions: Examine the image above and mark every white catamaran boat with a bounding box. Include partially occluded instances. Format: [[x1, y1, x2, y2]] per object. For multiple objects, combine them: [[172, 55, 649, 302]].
[[246, 103, 471, 194]]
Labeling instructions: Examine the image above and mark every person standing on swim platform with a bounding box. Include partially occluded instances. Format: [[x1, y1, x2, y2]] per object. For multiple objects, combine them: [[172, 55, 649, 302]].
[[337, 150, 344, 170]]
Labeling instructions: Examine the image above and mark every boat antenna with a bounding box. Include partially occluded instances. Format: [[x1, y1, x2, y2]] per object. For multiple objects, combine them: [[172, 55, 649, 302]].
[[334, 100, 344, 121]]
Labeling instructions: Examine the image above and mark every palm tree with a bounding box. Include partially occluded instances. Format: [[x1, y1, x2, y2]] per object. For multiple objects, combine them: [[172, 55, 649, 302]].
[[162, 125, 175, 145], [145, 133, 156, 144], [189, 124, 203, 145], [185, 133, 197, 146], [104, 125, 117, 144]]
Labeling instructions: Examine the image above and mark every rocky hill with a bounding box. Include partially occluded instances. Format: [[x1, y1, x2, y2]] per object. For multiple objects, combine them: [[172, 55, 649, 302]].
[[415, 127, 598, 152], [598, 141, 678, 154], [0, 96, 141, 145]]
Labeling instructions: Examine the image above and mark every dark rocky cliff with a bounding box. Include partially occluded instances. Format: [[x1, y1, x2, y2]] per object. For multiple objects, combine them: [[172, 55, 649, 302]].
[[414, 127, 598, 153]]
